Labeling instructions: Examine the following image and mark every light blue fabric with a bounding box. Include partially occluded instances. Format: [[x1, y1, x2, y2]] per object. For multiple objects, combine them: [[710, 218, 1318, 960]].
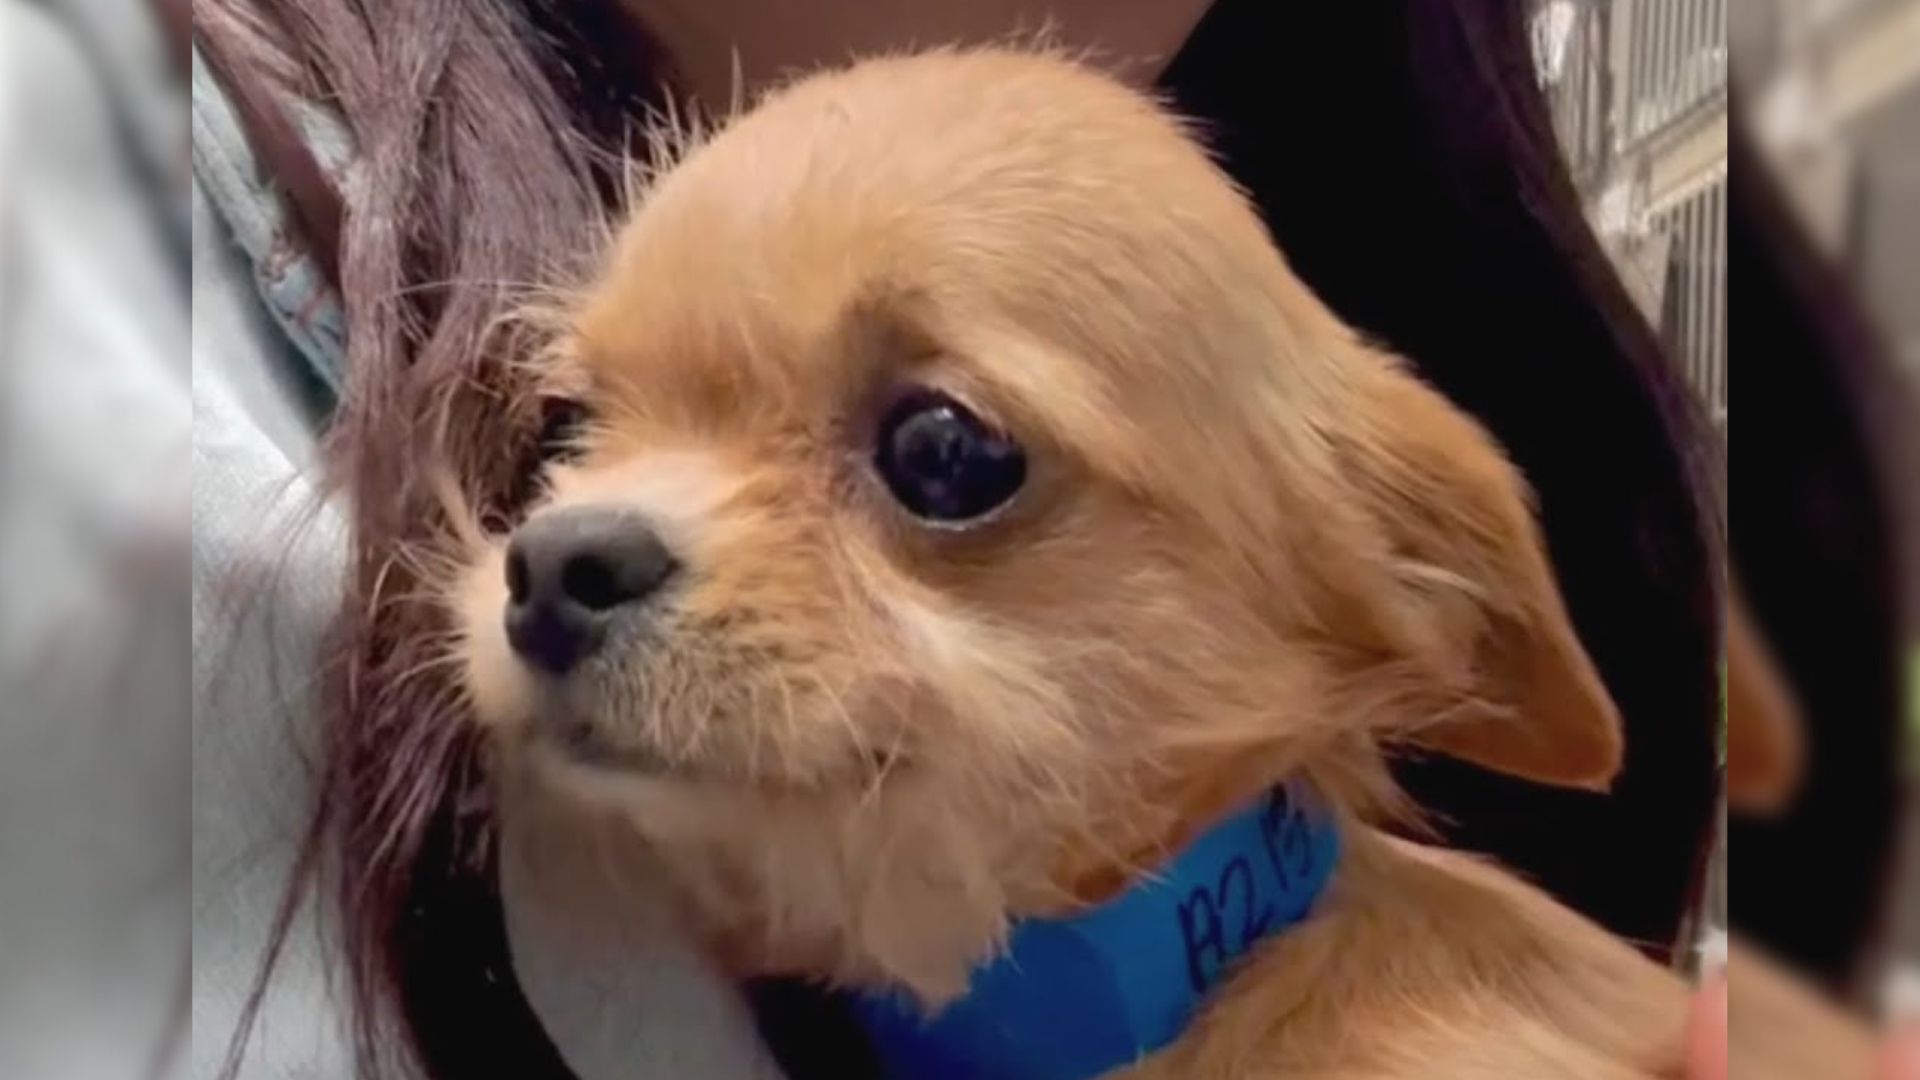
[[189, 44, 349, 394], [191, 177, 353, 1079], [853, 784, 1339, 1080]]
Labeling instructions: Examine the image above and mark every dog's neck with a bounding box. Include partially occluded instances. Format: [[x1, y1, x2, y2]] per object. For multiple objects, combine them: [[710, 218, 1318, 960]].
[[590, 743, 1382, 1006], [846, 782, 1340, 1080]]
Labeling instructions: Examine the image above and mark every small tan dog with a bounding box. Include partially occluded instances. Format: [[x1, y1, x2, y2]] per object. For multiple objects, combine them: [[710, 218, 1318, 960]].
[[454, 48, 1688, 1078]]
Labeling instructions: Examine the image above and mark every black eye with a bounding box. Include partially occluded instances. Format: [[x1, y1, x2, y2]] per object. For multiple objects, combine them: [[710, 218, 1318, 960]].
[[537, 397, 590, 462], [874, 390, 1027, 523]]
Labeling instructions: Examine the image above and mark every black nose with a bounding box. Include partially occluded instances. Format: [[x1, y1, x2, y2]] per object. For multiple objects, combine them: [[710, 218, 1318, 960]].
[[504, 506, 679, 674]]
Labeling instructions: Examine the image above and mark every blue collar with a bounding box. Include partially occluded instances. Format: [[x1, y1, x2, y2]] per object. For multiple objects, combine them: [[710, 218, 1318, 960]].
[[850, 783, 1340, 1080]]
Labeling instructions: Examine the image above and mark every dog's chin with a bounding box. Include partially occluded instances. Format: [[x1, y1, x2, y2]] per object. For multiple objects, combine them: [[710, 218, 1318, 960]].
[[532, 719, 700, 779], [520, 710, 901, 797]]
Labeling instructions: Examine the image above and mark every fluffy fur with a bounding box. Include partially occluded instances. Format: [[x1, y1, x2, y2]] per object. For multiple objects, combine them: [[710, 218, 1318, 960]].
[[452, 49, 1685, 1076]]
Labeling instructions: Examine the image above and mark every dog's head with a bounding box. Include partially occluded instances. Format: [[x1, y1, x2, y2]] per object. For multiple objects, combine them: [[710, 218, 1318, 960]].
[[452, 49, 1620, 998]]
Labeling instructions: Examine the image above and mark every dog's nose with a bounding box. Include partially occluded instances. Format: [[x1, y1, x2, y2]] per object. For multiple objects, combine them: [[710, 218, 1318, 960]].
[[503, 506, 679, 675]]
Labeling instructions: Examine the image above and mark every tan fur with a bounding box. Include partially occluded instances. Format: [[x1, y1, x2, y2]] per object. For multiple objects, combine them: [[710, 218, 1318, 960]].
[[452, 48, 1685, 1076], [1725, 584, 1805, 813], [1727, 939, 1878, 1080]]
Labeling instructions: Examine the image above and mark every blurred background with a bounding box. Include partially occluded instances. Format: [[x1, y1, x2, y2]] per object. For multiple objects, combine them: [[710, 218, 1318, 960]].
[[0, 1, 188, 1077], [1535, 0, 1920, 417]]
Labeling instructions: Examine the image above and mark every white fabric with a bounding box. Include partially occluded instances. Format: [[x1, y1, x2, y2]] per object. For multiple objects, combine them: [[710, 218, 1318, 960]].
[[500, 782, 784, 1080]]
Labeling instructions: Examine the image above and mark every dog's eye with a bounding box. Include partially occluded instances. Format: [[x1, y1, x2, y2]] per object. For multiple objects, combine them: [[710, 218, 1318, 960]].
[[874, 389, 1026, 523], [537, 397, 591, 463]]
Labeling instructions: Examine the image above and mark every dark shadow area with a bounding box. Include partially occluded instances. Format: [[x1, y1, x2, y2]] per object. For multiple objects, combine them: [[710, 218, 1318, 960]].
[[1725, 112, 1905, 993]]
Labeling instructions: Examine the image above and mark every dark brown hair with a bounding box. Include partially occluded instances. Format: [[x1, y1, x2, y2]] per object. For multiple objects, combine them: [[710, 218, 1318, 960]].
[[198, 2, 670, 1076]]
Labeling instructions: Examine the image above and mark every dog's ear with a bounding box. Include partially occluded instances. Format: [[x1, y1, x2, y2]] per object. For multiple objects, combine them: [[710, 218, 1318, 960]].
[[1725, 584, 1803, 813], [1336, 362, 1623, 790]]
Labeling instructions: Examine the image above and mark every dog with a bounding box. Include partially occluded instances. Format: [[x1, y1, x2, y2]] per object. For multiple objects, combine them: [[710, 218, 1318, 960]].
[[452, 48, 1690, 1078]]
